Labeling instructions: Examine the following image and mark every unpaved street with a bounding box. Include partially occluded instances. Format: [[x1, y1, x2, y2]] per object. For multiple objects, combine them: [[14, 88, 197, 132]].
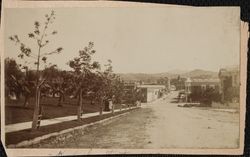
[[33, 91, 239, 149]]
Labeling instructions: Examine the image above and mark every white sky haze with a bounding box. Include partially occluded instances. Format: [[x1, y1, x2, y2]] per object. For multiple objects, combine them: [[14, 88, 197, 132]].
[[4, 6, 240, 73]]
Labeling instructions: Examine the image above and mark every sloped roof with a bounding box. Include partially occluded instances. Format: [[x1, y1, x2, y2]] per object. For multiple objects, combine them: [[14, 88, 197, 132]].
[[137, 84, 166, 89], [191, 78, 220, 83], [185, 78, 220, 86], [219, 65, 239, 77]]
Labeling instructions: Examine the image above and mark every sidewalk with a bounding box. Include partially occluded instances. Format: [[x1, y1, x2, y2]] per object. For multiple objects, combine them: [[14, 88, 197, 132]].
[[210, 108, 238, 113], [6, 107, 137, 133]]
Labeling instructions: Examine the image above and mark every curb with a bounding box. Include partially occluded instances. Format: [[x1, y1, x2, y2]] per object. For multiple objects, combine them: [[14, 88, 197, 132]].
[[210, 109, 239, 113], [193, 107, 239, 113], [7, 107, 140, 148], [6, 106, 137, 133]]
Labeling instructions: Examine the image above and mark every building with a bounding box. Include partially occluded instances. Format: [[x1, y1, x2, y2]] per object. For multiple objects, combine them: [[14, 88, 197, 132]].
[[170, 76, 186, 90], [122, 82, 137, 104], [219, 66, 240, 102], [185, 78, 220, 102], [137, 85, 166, 102], [157, 77, 171, 92]]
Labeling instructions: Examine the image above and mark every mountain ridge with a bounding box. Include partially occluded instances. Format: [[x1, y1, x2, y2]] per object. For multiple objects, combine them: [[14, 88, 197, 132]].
[[117, 69, 218, 81]]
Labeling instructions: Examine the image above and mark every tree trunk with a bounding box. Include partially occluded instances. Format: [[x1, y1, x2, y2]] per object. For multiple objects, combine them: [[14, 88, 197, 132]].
[[99, 98, 103, 116], [57, 92, 63, 107], [23, 95, 29, 108], [31, 87, 41, 130], [111, 101, 114, 114], [31, 23, 44, 130], [62, 93, 65, 102], [77, 89, 83, 121], [58, 96, 62, 106]]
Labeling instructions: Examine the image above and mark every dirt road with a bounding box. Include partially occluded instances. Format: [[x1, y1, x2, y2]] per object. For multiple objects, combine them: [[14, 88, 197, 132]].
[[32, 91, 239, 149]]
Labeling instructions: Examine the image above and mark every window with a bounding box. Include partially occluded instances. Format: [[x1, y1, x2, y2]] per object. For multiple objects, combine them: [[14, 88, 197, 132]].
[[201, 84, 206, 90], [209, 84, 215, 89]]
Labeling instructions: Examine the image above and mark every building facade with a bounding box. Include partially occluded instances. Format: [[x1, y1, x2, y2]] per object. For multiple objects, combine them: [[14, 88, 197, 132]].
[[156, 77, 171, 91], [185, 78, 220, 102], [219, 66, 240, 102], [137, 85, 166, 102], [170, 76, 186, 90]]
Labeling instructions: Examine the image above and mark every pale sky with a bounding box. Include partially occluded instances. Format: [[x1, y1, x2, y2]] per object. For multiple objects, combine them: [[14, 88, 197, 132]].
[[4, 6, 240, 73]]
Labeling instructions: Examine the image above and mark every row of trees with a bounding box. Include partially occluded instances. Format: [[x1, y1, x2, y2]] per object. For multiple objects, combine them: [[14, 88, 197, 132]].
[[6, 10, 137, 130]]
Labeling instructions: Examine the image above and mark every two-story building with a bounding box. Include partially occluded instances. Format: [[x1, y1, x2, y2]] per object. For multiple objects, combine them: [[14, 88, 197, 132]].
[[219, 66, 240, 102], [185, 78, 220, 102]]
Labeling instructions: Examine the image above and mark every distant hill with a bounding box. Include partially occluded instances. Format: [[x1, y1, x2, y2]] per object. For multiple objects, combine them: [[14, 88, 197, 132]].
[[117, 73, 161, 82], [166, 69, 189, 75], [181, 69, 218, 78], [117, 69, 218, 82]]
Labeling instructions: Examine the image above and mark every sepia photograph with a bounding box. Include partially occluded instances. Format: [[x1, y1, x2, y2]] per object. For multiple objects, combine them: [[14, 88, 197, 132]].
[[0, 0, 248, 156]]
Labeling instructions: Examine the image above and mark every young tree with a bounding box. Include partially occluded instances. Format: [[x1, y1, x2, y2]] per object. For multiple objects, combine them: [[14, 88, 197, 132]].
[[94, 60, 118, 114], [112, 75, 125, 105], [56, 70, 73, 106], [42, 65, 69, 106], [9, 10, 63, 130], [68, 42, 100, 120], [5, 58, 24, 100], [90, 71, 107, 115]]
